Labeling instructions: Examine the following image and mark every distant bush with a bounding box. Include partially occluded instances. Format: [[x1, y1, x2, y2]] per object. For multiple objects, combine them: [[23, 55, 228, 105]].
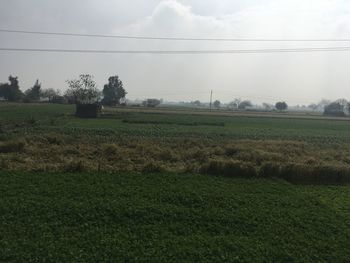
[[0, 140, 25, 153], [275, 102, 288, 111], [323, 102, 346, 117], [142, 99, 162, 107], [238, 100, 252, 110]]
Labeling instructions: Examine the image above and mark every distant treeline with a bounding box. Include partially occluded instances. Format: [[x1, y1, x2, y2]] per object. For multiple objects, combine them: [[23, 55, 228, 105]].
[[0, 74, 127, 106], [1, 74, 349, 116]]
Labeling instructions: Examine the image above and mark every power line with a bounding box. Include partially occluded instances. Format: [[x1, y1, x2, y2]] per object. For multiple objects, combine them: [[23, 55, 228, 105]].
[[2, 47, 350, 54], [2, 29, 350, 42]]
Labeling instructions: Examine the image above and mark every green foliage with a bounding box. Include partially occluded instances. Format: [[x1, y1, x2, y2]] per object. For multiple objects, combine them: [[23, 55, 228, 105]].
[[41, 88, 60, 102], [102, 75, 127, 106], [2, 104, 350, 184], [275, 101, 288, 111], [66, 74, 100, 104], [324, 102, 346, 117], [0, 76, 23, 102], [143, 98, 162, 107], [238, 100, 252, 110], [1, 172, 350, 262], [213, 100, 221, 108], [24, 79, 41, 102]]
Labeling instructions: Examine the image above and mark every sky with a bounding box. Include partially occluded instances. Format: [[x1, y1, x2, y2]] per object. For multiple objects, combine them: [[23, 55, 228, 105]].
[[1, 0, 350, 104]]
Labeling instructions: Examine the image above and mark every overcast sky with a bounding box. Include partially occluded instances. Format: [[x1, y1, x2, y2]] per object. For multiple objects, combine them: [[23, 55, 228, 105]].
[[1, 0, 350, 104]]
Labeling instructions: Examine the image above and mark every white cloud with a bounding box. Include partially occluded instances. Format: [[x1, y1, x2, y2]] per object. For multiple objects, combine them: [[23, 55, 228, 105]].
[[2, 0, 350, 103]]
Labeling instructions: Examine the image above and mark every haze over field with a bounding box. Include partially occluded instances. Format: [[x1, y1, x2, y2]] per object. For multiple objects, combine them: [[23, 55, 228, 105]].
[[1, 0, 350, 104]]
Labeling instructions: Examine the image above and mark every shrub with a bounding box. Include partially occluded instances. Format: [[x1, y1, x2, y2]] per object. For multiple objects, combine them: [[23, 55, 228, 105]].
[[158, 149, 178, 162], [64, 160, 86, 173], [45, 134, 63, 145], [102, 143, 119, 156], [142, 162, 165, 173], [0, 140, 25, 153], [225, 146, 239, 157]]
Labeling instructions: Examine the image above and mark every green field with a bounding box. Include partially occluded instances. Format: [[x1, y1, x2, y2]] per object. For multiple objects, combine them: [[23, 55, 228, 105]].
[[1, 103, 350, 182], [1, 172, 350, 262], [1, 103, 350, 261]]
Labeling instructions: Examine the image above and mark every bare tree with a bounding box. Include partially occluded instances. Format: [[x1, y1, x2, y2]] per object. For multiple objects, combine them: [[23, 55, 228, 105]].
[[66, 74, 100, 104]]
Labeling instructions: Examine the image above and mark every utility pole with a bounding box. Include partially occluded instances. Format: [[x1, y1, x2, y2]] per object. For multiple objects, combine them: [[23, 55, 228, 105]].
[[209, 90, 213, 111]]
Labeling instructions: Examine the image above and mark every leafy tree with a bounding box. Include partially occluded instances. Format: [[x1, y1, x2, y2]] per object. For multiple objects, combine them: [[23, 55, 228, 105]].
[[24, 80, 41, 102], [66, 74, 100, 104], [238, 100, 252, 110], [0, 83, 7, 98], [228, 98, 241, 109], [102, 75, 127, 106], [41, 88, 60, 102], [275, 101, 288, 111], [191, 100, 201, 107], [324, 102, 346, 117], [213, 100, 221, 108], [0, 76, 23, 101], [335, 98, 348, 114]]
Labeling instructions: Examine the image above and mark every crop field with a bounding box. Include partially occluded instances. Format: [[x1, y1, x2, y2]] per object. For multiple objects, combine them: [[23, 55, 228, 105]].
[[1, 103, 350, 261], [1, 172, 350, 262], [1, 103, 350, 182]]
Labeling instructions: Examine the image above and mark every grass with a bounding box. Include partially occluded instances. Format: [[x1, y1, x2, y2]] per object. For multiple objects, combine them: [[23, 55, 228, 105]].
[[2, 103, 350, 183], [1, 103, 350, 261], [0, 172, 350, 262]]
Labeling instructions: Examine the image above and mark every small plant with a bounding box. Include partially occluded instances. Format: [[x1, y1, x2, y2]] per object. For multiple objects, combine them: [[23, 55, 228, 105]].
[[0, 158, 9, 169], [225, 146, 239, 157], [142, 161, 165, 173], [102, 144, 119, 156], [45, 134, 63, 145], [25, 116, 37, 126], [64, 160, 86, 173]]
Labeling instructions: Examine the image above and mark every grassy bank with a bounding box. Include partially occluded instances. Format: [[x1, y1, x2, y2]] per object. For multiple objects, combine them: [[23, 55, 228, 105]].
[[1, 172, 350, 262]]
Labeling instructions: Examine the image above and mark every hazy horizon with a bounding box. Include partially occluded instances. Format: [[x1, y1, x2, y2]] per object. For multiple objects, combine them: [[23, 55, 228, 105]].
[[1, 0, 350, 104]]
